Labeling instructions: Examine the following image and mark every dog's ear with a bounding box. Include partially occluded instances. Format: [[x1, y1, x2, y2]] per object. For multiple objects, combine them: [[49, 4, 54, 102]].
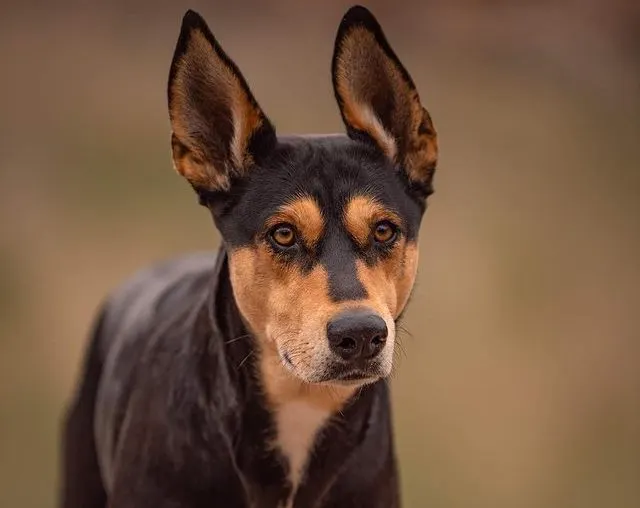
[[332, 6, 438, 198], [168, 10, 276, 193]]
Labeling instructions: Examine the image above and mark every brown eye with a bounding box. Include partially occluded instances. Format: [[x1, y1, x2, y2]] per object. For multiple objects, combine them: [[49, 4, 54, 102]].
[[270, 224, 297, 248], [373, 221, 397, 244]]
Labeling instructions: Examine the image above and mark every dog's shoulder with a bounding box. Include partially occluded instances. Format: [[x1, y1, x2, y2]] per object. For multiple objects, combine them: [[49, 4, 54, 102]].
[[97, 250, 220, 386], [93, 252, 221, 488], [102, 251, 218, 336]]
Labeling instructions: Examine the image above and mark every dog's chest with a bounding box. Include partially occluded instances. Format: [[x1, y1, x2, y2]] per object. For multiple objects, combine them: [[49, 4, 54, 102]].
[[273, 401, 330, 505]]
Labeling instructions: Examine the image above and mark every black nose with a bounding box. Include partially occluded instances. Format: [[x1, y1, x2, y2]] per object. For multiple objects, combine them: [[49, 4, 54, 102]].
[[327, 309, 388, 362]]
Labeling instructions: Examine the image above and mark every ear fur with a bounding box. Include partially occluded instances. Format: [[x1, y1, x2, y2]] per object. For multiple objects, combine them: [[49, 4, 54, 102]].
[[168, 10, 276, 193], [332, 5, 438, 197]]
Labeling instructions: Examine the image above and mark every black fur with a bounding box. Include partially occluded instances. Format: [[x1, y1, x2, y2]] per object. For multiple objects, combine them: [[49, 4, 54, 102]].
[[211, 136, 423, 296], [61, 5, 438, 508], [61, 253, 399, 507]]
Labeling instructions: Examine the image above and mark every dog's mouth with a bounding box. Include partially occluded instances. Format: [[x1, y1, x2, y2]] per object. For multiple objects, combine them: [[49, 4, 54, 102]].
[[336, 370, 369, 381], [281, 351, 383, 385], [329, 368, 380, 386], [325, 363, 382, 384]]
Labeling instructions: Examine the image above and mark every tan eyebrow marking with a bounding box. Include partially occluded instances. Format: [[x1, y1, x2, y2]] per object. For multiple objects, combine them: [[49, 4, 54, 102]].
[[265, 195, 324, 247], [343, 195, 402, 247]]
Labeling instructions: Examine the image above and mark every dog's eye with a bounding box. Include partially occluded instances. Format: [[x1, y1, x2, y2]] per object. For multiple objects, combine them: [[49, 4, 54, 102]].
[[270, 224, 297, 248], [373, 221, 398, 244]]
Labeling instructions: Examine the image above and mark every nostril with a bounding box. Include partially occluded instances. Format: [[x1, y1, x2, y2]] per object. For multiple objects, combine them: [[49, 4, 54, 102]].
[[371, 334, 386, 347], [327, 309, 388, 362], [338, 336, 357, 351]]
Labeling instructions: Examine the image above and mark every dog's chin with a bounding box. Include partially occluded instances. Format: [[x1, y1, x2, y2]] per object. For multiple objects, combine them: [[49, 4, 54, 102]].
[[323, 364, 388, 387], [279, 350, 388, 387], [325, 374, 381, 387]]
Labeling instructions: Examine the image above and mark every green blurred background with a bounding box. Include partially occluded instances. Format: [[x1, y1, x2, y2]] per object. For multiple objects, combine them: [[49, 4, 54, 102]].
[[1, 1, 639, 506]]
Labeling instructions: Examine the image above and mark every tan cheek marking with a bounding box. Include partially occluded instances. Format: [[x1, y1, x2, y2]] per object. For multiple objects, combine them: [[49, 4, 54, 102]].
[[228, 246, 267, 331], [229, 246, 358, 415], [228, 246, 335, 374], [395, 242, 419, 315], [344, 195, 402, 247], [266, 196, 324, 247], [265, 263, 333, 338], [355, 258, 398, 318], [354, 241, 419, 319], [259, 263, 357, 412], [229, 245, 334, 347]]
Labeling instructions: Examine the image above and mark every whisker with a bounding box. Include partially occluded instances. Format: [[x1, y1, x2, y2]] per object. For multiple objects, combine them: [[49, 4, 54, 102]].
[[394, 338, 408, 360], [397, 324, 413, 339], [237, 350, 254, 370], [225, 334, 252, 345]]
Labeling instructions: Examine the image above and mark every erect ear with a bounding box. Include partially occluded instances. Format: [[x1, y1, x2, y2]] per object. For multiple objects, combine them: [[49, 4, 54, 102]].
[[332, 6, 438, 198], [168, 10, 276, 193]]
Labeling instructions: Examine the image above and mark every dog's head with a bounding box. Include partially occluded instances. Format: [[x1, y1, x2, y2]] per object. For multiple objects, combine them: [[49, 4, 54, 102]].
[[167, 6, 438, 387]]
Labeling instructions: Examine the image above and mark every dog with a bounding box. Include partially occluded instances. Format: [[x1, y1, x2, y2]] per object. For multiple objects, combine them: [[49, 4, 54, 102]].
[[61, 5, 438, 508]]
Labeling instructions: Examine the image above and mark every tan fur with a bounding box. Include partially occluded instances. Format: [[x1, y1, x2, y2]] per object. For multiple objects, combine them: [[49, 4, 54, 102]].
[[355, 243, 419, 320], [404, 105, 438, 185], [170, 133, 231, 191], [265, 196, 324, 248], [227, 195, 418, 388], [169, 29, 263, 190], [344, 195, 403, 247], [334, 26, 438, 184], [229, 247, 339, 382], [228, 245, 357, 500], [227, 195, 419, 497], [342, 194, 417, 318], [393, 242, 419, 315]]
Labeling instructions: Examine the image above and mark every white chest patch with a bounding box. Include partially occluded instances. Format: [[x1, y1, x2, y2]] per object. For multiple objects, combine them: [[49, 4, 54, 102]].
[[274, 400, 331, 502]]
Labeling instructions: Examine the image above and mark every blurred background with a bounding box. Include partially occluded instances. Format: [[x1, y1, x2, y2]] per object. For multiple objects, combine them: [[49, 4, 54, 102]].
[[1, 0, 639, 506]]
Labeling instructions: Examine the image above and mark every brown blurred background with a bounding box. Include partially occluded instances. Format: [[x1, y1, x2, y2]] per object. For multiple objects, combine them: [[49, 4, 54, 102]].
[[1, 0, 639, 506]]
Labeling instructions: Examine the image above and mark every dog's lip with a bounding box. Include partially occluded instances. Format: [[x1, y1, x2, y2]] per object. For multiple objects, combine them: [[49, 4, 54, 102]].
[[328, 365, 382, 383], [335, 370, 370, 381], [328, 370, 380, 386], [278, 351, 382, 384]]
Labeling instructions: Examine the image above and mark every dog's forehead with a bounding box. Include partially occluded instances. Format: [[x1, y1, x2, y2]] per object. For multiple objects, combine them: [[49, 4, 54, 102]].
[[216, 135, 424, 247], [242, 136, 416, 215]]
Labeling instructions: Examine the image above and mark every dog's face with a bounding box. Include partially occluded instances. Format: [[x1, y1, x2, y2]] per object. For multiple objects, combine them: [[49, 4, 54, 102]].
[[167, 7, 438, 386]]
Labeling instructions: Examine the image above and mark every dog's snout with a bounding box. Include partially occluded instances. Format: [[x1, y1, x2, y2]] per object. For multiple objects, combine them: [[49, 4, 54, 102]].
[[327, 310, 388, 362]]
